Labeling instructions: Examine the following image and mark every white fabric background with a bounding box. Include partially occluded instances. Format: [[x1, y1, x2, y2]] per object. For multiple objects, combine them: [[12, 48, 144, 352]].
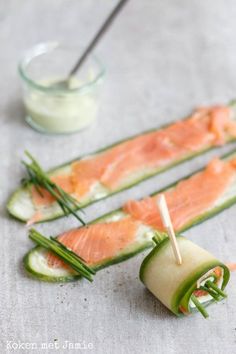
[[1, 1, 236, 353]]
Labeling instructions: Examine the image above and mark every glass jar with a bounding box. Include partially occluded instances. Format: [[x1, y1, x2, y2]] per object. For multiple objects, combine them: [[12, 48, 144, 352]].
[[18, 42, 105, 134]]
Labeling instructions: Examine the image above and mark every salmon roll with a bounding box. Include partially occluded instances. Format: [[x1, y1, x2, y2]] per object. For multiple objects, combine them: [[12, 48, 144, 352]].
[[140, 235, 230, 318]]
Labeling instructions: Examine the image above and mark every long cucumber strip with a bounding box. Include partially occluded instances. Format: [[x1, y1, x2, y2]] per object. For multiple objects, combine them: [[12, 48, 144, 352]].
[[24, 149, 236, 282], [140, 236, 230, 317], [8, 102, 236, 223]]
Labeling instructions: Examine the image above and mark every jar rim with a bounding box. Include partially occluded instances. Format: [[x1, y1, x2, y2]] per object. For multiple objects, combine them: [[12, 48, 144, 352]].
[[18, 41, 106, 94]]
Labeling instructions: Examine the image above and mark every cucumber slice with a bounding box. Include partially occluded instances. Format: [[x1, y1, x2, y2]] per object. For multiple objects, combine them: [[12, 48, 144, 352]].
[[140, 236, 230, 316], [24, 150, 236, 282], [23, 246, 79, 282], [24, 224, 154, 282], [8, 102, 236, 223]]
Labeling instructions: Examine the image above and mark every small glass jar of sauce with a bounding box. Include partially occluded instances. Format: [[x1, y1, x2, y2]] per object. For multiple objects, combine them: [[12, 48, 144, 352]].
[[18, 42, 105, 134]]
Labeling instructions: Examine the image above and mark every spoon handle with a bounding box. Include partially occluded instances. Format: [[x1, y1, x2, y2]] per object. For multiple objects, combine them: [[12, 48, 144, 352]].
[[69, 0, 129, 77]]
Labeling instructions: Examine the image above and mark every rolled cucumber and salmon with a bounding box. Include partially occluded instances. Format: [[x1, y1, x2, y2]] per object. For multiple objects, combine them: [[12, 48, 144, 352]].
[[24, 149, 236, 282], [8, 103, 236, 224], [140, 234, 230, 318]]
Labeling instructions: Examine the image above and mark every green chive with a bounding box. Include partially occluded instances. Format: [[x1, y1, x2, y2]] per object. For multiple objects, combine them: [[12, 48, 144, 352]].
[[191, 295, 209, 319], [205, 281, 227, 298], [152, 232, 167, 245], [199, 286, 220, 301], [29, 230, 93, 279], [29, 229, 95, 281], [152, 236, 159, 245], [50, 237, 96, 275], [22, 151, 85, 225], [30, 229, 93, 280]]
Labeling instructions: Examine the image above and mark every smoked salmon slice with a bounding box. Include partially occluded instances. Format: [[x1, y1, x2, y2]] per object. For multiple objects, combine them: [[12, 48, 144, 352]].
[[124, 158, 236, 231], [70, 106, 236, 192], [31, 105, 236, 208], [47, 217, 138, 268], [46, 156, 236, 271]]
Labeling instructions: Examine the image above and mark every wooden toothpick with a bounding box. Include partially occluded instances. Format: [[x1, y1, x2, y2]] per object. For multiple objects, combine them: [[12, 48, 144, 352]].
[[157, 194, 182, 265]]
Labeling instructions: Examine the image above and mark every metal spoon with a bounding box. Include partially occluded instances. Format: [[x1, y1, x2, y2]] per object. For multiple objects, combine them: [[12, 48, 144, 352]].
[[52, 0, 129, 90]]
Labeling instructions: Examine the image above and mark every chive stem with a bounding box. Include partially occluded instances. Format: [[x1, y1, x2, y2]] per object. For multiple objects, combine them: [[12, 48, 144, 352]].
[[199, 286, 220, 301], [29, 229, 95, 281], [50, 237, 96, 275], [22, 151, 85, 225], [152, 236, 159, 245], [152, 232, 167, 245], [191, 295, 209, 318], [30, 231, 92, 280], [205, 281, 227, 298]]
